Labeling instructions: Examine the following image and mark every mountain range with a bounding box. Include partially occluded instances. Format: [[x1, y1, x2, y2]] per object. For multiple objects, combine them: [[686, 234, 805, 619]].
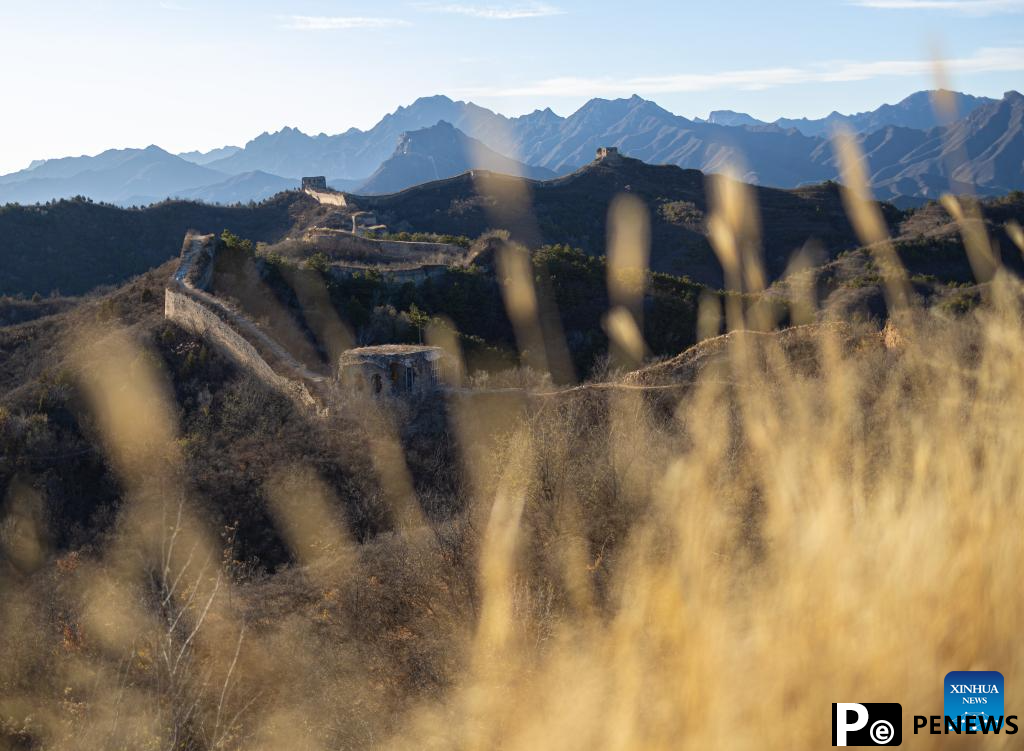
[[359, 121, 554, 195], [701, 90, 995, 136], [0, 146, 225, 206], [1, 89, 1021, 207], [177, 144, 242, 165]]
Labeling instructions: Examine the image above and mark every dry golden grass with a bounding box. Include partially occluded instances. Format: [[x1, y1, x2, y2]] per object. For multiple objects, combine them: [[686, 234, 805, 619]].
[[2, 87, 1023, 751]]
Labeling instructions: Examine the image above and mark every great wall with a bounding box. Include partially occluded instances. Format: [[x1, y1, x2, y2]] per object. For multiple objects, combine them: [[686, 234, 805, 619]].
[[165, 234, 332, 412], [164, 223, 449, 415], [165, 181, 847, 416], [162, 181, 474, 415]]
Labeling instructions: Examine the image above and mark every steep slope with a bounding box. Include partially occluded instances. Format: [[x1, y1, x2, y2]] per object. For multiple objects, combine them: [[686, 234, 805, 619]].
[[809, 91, 1024, 204], [939, 90, 1024, 192], [0, 146, 228, 205], [358, 122, 555, 195]]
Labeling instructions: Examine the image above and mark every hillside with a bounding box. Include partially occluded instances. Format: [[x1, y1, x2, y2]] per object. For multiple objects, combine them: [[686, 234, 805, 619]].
[[2, 183, 1021, 561], [0, 263, 411, 557], [354, 152, 884, 284], [0, 193, 313, 296]]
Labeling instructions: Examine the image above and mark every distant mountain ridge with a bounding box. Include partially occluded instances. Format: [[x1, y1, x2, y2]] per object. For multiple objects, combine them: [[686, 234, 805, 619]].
[[178, 145, 242, 165], [1, 89, 1021, 207], [0, 146, 227, 206], [776, 90, 996, 137], [833, 90, 1024, 204], [359, 121, 555, 195], [203, 95, 524, 180], [173, 171, 299, 204], [700, 91, 995, 136]]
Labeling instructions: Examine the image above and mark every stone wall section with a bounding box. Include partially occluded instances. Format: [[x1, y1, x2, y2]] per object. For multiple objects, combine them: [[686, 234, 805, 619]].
[[165, 233, 330, 413]]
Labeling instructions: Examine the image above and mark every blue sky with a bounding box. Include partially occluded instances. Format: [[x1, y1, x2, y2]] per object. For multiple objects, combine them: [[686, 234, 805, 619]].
[[0, 0, 1022, 174]]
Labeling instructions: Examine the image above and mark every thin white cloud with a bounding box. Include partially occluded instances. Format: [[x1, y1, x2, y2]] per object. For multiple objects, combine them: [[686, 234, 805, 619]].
[[458, 46, 1024, 97], [421, 2, 564, 19], [852, 0, 1023, 13], [284, 16, 412, 30]]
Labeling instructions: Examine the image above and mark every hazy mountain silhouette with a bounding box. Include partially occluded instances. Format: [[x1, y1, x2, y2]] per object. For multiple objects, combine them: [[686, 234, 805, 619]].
[[2, 90, 1021, 206], [775, 90, 996, 137], [809, 91, 1024, 204], [173, 171, 299, 204], [358, 122, 555, 195], [0, 146, 227, 205], [177, 145, 242, 165], [0, 146, 163, 185], [698, 110, 767, 127], [699, 91, 995, 137], [205, 95, 516, 180], [504, 95, 834, 185]]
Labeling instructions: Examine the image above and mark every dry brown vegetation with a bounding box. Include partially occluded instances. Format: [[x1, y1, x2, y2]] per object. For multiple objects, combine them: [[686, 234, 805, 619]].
[[3, 115, 1024, 751]]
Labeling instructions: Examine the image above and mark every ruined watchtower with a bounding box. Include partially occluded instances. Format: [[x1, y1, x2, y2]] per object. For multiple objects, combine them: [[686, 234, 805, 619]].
[[596, 146, 621, 161], [338, 345, 444, 397], [301, 176, 328, 191]]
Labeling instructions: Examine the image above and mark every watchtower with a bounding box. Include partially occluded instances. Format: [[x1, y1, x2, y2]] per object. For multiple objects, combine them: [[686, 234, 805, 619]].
[[337, 345, 445, 397]]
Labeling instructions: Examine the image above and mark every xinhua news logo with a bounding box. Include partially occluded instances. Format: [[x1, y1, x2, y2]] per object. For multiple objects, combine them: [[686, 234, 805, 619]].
[[832, 703, 902, 746], [945, 671, 1003, 729], [911, 670, 1017, 735]]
